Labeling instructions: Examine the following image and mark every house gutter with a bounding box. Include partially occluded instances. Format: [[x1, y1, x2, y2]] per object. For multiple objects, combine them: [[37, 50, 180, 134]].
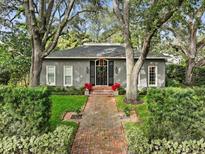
[[44, 57, 167, 60]]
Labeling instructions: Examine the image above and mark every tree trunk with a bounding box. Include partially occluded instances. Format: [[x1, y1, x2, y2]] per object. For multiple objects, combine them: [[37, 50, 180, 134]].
[[125, 43, 135, 102], [185, 58, 195, 85], [29, 40, 43, 87], [126, 70, 139, 103]]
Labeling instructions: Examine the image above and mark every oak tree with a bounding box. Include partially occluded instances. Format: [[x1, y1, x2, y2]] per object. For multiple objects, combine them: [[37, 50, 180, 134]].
[[113, 0, 183, 102], [164, 0, 205, 85]]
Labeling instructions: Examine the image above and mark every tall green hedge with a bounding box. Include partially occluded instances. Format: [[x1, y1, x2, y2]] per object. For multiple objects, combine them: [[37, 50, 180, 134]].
[[146, 87, 205, 141], [0, 86, 51, 137], [166, 64, 205, 86]]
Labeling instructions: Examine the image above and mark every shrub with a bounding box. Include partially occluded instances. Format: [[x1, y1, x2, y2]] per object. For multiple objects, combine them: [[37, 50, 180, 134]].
[[126, 126, 205, 154], [166, 64, 185, 87], [146, 87, 205, 141], [0, 86, 51, 137], [0, 125, 74, 154], [126, 125, 149, 153], [166, 64, 205, 86], [112, 82, 121, 91], [124, 106, 131, 116], [138, 88, 147, 96], [84, 83, 93, 91], [118, 87, 126, 95], [47, 86, 84, 95]]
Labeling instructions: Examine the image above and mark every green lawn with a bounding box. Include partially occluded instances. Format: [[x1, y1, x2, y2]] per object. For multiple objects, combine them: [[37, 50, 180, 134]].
[[49, 95, 87, 130], [116, 95, 149, 125]]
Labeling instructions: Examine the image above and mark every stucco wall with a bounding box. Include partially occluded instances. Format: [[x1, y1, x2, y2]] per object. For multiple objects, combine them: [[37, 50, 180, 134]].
[[40, 59, 90, 87], [40, 59, 166, 88], [114, 59, 166, 88]]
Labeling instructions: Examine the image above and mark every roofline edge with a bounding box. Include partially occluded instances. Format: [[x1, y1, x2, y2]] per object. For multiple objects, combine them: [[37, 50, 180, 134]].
[[44, 56, 167, 60]]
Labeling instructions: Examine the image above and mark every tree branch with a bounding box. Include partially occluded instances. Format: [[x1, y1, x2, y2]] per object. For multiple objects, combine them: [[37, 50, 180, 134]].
[[39, 0, 46, 34], [196, 58, 205, 67], [113, 0, 124, 25], [197, 38, 205, 51], [168, 43, 189, 57], [43, 0, 76, 57]]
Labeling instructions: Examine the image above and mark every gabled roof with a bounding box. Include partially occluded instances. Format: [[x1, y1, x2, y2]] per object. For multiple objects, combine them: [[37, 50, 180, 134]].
[[45, 43, 168, 60]]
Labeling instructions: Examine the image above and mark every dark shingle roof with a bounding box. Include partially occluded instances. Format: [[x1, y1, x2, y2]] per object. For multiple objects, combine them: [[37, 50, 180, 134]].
[[45, 44, 167, 59]]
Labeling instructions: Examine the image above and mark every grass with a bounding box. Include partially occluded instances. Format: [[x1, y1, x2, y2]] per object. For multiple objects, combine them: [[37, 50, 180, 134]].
[[116, 95, 149, 126], [49, 95, 87, 130], [116, 95, 134, 111], [116, 95, 150, 140]]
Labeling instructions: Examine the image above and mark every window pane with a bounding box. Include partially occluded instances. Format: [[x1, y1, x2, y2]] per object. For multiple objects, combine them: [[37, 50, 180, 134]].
[[48, 67, 54, 73], [65, 76, 71, 85], [149, 66, 156, 85], [65, 66, 72, 76], [47, 66, 55, 85], [64, 66, 72, 86], [48, 74, 54, 84]]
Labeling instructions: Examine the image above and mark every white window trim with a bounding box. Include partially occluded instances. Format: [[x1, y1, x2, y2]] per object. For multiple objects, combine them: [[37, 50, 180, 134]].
[[46, 65, 56, 86], [63, 65, 73, 87], [148, 65, 158, 87]]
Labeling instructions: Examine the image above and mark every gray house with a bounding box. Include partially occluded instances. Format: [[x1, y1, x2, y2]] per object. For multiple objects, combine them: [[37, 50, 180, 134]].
[[40, 43, 167, 88]]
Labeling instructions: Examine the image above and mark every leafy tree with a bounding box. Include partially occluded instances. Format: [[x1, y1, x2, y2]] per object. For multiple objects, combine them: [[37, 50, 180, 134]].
[[85, 5, 119, 42], [1, 0, 102, 87], [0, 28, 31, 85], [113, 0, 183, 103], [57, 31, 92, 50], [162, 0, 205, 85]]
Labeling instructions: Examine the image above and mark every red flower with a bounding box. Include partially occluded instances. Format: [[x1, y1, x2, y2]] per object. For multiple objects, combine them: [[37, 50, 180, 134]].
[[84, 83, 93, 91], [112, 82, 121, 91]]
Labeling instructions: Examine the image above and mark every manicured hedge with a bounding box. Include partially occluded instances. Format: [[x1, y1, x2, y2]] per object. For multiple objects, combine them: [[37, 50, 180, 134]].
[[118, 87, 126, 95], [47, 86, 84, 95], [166, 64, 205, 86], [0, 86, 51, 137], [126, 126, 205, 154], [146, 87, 205, 141], [0, 125, 74, 154]]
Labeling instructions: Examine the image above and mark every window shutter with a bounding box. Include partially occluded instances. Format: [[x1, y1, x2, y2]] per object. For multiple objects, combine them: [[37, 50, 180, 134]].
[[108, 61, 114, 86], [90, 61, 95, 85]]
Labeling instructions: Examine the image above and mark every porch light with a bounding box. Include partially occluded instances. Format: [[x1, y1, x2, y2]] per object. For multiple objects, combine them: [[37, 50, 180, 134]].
[[86, 67, 89, 74], [115, 66, 118, 74]]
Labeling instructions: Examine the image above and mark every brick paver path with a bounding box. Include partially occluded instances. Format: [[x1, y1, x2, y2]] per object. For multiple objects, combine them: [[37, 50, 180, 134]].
[[71, 95, 127, 154]]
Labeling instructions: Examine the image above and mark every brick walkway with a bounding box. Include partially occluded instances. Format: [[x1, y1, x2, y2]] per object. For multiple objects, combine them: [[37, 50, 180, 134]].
[[71, 94, 127, 154]]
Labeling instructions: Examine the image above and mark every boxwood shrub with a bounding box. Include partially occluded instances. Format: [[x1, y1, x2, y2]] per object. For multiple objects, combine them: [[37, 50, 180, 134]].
[[126, 126, 205, 154], [0, 125, 74, 154], [0, 86, 51, 137], [146, 87, 205, 141], [47, 86, 84, 95]]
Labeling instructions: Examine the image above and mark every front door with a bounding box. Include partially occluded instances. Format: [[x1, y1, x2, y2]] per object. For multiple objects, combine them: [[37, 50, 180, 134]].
[[96, 59, 108, 85], [90, 59, 114, 85]]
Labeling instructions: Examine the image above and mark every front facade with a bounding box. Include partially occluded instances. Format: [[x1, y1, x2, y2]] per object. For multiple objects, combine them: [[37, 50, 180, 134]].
[[40, 44, 166, 88]]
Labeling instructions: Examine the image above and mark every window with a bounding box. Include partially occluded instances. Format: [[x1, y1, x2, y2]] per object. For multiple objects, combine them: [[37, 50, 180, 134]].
[[64, 66, 73, 86], [148, 66, 157, 86], [46, 65, 56, 86]]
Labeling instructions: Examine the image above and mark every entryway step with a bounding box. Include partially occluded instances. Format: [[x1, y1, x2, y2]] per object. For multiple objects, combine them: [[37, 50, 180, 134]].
[[91, 90, 114, 95]]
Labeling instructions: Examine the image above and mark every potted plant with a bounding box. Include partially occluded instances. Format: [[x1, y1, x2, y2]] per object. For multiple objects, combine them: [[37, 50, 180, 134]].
[[112, 82, 121, 96], [84, 83, 92, 95]]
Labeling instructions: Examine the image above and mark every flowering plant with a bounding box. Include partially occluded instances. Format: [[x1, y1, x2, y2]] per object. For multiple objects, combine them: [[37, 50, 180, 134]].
[[112, 82, 121, 91], [84, 83, 93, 91]]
